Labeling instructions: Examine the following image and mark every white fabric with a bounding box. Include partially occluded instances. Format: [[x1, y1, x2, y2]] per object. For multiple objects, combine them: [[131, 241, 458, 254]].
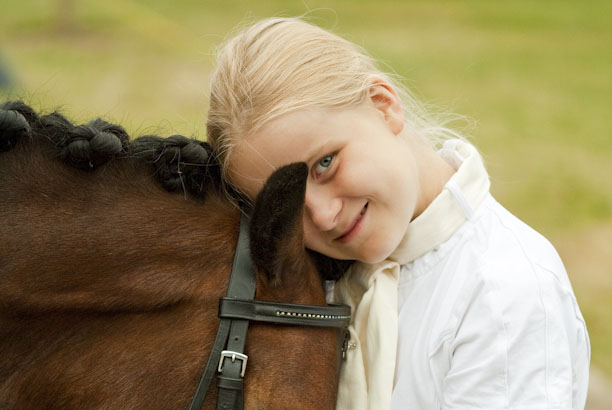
[[390, 140, 490, 263], [335, 259, 400, 410], [334, 140, 590, 410], [392, 142, 591, 410]]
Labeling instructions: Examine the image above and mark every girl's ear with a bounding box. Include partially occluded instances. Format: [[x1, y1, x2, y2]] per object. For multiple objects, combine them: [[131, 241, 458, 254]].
[[367, 76, 404, 135]]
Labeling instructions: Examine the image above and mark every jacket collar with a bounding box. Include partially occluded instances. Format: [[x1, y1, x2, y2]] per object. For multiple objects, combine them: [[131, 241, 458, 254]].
[[389, 140, 490, 264]]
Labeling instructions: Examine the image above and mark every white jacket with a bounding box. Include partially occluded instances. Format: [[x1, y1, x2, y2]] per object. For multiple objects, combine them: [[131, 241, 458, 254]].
[[392, 141, 590, 409]]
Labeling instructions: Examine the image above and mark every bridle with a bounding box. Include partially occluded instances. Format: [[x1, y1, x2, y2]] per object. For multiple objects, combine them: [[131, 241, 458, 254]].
[[188, 215, 352, 410]]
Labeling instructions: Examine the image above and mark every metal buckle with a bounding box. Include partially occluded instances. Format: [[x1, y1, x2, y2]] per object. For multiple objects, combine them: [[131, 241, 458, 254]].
[[217, 350, 248, 377]]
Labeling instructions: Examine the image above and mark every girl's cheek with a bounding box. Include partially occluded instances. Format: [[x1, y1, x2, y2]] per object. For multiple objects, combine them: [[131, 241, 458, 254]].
[[303, 220, 317, 245]]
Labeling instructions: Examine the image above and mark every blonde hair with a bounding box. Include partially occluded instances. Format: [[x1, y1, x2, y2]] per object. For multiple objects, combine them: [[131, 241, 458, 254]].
[[207, 17, 465, 193]]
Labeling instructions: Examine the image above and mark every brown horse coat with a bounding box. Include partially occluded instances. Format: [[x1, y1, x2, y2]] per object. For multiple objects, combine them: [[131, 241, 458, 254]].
[[0, 102, 345, 410]]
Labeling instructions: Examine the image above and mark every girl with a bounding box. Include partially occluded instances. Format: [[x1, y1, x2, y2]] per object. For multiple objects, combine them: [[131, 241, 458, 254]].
[[206, 17, 590, 410]]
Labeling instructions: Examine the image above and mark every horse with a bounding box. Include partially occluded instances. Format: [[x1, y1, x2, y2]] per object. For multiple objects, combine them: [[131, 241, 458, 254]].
[[0, 101, 351, 410]]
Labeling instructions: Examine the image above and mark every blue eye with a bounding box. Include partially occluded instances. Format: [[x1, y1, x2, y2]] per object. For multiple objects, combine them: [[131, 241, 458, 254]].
[[314, 154, 334, 175]]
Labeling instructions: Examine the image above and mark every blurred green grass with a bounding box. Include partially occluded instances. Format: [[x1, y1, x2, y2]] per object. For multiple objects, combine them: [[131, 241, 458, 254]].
[[2, 0, 611, 376]]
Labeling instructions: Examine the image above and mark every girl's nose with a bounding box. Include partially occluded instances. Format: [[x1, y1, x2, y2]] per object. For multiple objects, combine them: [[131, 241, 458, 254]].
[[305, 185, 341, 232]]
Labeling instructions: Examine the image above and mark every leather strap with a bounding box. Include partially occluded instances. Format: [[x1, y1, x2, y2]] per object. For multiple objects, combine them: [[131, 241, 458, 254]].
[[188, 214, 255, 410], [219, 298, 350, 327], [215, 318, 249, 410], [188, 318, 230, 410], [217, 374, 244, 410]]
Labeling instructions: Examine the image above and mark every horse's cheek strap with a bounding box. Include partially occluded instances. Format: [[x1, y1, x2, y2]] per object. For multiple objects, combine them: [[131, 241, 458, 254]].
[[188, 215, 256, 410]]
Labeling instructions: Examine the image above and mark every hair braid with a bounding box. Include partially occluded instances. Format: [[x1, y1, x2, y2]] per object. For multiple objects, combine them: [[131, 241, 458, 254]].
[[0, 101, 37, 151], [132, 134, 220, 199]]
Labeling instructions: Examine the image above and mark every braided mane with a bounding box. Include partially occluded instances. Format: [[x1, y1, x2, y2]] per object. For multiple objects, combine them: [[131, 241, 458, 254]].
[[0, 100, 220, 198]]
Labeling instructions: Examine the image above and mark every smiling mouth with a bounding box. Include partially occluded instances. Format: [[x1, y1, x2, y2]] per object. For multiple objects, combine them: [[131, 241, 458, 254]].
[[336, 202, 368, 243]]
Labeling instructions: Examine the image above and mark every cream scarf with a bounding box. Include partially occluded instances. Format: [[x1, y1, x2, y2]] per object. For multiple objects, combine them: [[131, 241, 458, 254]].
[[334, 140, 490, 410]]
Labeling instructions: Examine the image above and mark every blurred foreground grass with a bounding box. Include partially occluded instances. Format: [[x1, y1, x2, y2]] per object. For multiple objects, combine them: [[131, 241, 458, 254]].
[[2, 0, 611, 376]]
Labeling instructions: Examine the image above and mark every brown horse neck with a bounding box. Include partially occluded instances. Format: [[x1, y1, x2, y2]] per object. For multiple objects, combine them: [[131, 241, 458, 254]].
[[0, 140, 238, 314]]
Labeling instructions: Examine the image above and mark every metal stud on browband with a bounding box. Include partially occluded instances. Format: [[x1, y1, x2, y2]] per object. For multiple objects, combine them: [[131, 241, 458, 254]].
[[275, 310, 351, 320]]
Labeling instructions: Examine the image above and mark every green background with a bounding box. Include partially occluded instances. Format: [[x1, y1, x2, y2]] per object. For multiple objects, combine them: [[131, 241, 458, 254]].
[[2, 0, 611, 381]]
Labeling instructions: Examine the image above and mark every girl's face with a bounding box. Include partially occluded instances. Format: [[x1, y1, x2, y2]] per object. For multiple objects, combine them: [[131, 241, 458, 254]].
[[230, 90, 441, 263]]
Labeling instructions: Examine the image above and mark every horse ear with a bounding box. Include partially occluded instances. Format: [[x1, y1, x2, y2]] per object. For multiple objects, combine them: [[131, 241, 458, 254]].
[[249, 162, 308, 285], [307, 249, 355, 281]]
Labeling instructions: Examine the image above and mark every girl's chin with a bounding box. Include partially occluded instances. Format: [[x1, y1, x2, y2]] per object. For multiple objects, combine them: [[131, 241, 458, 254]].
[[308, 238, 397, 264], [356, 254, 389, 265], [354, 238, 402, 264], [352, 248, 392, 264]]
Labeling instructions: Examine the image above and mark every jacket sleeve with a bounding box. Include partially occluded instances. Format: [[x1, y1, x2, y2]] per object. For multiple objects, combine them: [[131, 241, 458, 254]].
[[429, 260, 590, 410]]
